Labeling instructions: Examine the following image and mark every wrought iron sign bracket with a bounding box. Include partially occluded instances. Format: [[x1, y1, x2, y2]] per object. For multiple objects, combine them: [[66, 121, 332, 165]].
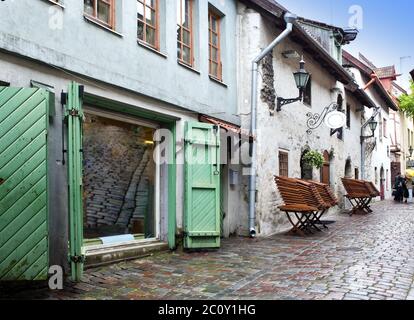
[[306, 102, 339, 135]]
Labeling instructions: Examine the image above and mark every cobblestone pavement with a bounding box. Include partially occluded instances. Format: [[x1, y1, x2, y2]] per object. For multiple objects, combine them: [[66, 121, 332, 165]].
[[2, 201, 414, 300]]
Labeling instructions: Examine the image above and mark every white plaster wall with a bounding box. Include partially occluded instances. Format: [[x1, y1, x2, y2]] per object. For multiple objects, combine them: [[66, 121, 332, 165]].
[[236, 5, 364, 236], [349, 67, 392, 199]]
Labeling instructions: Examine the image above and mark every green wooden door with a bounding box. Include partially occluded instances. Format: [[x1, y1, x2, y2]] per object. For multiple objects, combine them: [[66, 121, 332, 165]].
[[0, 87, 49, 280], [184, 122, 221, 249], [65, 82, 84, 281]]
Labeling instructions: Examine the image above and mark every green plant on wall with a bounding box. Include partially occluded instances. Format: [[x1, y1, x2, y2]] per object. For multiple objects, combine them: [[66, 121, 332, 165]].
[[303, 150, 324, 169], [399, 80, 414, 118]]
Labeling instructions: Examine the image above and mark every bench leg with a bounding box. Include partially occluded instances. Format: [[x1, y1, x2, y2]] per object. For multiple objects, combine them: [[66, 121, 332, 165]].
[[311, 210, 327, 230], [285, 212, 306, 236], [347, 197, 358, 216]]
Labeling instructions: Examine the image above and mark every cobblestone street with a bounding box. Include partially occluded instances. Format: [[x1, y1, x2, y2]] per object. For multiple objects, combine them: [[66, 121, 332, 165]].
[[2, 201, 414, 300]]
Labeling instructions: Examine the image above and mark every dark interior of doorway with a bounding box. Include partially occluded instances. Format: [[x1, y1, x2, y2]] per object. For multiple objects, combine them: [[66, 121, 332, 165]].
[[82, 113, 156, 241]]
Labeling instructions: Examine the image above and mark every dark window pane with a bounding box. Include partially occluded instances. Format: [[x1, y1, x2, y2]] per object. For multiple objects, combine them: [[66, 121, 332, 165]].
[[146, 26, 156, 46], [138, 21, 144, 40], [97, 1, 110, 24], [84, 0, 95, 16]]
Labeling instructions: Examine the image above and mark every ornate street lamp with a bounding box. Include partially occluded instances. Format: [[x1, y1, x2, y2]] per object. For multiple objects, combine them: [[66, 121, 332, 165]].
[[277, 58, 310, 112], [360, 116, 379, 142]]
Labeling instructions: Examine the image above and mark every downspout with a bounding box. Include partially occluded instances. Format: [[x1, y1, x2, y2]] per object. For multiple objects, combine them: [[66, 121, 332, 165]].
[[248, 13, 297, 238]]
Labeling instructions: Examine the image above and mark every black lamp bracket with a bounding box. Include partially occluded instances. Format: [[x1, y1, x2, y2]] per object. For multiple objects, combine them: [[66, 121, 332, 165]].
[[276, 89, 303, 112]]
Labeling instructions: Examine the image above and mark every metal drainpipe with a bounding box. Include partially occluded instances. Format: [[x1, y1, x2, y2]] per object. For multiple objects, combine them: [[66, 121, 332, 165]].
[[248, 13, 297, 238]]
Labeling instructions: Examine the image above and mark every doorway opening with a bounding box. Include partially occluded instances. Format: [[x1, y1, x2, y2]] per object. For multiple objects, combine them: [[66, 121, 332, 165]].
[[82, 109, 160, 243], [301, 149, 313, 180], [321, 150, 330, 185]]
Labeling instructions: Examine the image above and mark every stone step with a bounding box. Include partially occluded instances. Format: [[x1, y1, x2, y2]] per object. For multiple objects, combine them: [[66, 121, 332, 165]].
[[84, 240, 169, 268]]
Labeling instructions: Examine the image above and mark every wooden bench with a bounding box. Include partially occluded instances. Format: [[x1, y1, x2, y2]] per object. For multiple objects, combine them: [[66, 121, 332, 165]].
[[341, 178, 377, 215], [275, 176, 338, 236]]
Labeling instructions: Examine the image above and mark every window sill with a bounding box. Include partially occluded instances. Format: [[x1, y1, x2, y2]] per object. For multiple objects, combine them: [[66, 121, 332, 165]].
[[84, 15, 123, 37], [42, 0, 65, 9], [137, 40, 167, 58], [178, 61, 200, 75], [209, 75, 228, 88]]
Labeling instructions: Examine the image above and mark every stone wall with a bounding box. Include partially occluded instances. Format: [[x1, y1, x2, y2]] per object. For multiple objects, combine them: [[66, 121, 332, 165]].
[[236, 4, 365, 236], [83, 114, 154, 236]]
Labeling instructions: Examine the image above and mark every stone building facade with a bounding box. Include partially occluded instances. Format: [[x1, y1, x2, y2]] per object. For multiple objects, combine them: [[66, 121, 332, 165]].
[[342, 51, 399, 200], [236, 1, 373, 236]]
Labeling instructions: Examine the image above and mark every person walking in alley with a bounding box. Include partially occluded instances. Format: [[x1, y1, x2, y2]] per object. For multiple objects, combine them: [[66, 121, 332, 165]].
[[394, 173, 404, 203], [403, 176, 410, 203], [405, 175, 413, 203]]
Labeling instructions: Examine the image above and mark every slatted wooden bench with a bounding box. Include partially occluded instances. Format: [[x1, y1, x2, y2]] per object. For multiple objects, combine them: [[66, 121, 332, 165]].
[[341, 178, 377, 215], [308, 181, 339, 228], [275, 176, 337, 235]]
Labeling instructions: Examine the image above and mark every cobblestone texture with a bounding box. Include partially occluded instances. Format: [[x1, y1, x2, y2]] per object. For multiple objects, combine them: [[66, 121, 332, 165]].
[[1, 201, 414, 300]]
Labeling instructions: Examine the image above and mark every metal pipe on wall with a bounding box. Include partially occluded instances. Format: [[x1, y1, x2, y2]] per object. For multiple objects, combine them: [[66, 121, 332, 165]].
[[248, 13, 297, 238]]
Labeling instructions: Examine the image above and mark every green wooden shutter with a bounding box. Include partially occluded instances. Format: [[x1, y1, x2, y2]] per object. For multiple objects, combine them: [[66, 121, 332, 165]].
[[65, 82, 84, 281], [0, 87, 49, 280], [184, 122, 221, 249]]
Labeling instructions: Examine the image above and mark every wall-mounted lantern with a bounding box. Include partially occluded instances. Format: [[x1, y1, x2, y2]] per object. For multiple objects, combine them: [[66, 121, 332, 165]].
[[276, 58, 310, 112], [360, 116, 379, 143], [409, 146, 414, 158]]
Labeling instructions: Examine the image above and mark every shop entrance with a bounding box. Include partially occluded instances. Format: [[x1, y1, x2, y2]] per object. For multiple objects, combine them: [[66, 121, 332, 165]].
[[82, 109, 159, 243]]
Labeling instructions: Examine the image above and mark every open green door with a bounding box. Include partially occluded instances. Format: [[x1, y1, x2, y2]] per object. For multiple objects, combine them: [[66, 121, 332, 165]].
[[0, 87, 49, 280], [184, 122, 221, 249], [65, 82, 84, 281]]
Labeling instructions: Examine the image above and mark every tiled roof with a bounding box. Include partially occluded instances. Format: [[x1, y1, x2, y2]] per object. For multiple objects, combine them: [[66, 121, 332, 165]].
[[374, 66, 397, 79], [240, 0, 356, 86], [342, 50, 399, 111]]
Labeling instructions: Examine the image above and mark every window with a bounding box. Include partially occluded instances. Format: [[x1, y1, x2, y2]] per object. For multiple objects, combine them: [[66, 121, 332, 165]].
[[346, 104, 351, 129], [411, 130, 413, 148], [137, 0, 159, 49], [386, 169, 389, 191], [303, 76, 312, 106], [383, 118, 387, 138], [84, 0, 115, 29], [279, 151, 289, 177], [208, 10, 222, 80], [321, 151, 330, 185], [177, 0, 193, 66], [355, 168, 359, 180]]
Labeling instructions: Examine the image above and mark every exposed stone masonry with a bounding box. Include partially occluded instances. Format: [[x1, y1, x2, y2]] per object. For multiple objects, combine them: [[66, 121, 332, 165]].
[[83, 115, 153, 234]]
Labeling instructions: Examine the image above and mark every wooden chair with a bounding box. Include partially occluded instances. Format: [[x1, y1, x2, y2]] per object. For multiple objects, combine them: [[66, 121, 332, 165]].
[[308, 181, 339, 227], [341, 178, 374, 215], [275, 176, 331, 235]]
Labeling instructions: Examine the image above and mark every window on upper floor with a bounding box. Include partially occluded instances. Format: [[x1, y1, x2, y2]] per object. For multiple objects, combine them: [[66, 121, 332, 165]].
[[84, 0, 115, 29], [208, 10, 222, 81], [346, 104, 351, 129], [383, 118, 387, 138], [137, 0, 159, 50], [303, 76, 312, 106], [177, 0, 194, 66]]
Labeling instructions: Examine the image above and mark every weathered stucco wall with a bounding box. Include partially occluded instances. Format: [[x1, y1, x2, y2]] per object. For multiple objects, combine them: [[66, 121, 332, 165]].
[[350, 67, 393, 199], [236, 4, 365, 236], [0, 0, 239, 124]]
